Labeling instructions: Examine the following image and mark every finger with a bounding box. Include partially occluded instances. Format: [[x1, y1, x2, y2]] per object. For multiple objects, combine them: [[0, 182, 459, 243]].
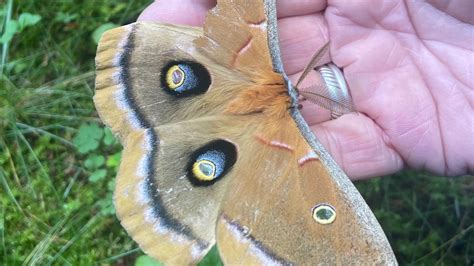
[[278, 13, 330, 75], [311, 114, 404, 180], [138, 0, 215, 25], [139, 0, 328, 24], [277, 0, 327, 18], [427, 0, 474, 24]]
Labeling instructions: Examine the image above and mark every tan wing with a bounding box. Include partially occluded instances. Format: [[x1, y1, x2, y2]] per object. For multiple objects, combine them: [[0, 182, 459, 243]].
[[215, 115, 397, 264], [93, 1, 284, 263]]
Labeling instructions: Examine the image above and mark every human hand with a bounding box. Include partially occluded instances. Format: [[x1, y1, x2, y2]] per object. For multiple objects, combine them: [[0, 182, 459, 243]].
[[138, 0, 474, 180]]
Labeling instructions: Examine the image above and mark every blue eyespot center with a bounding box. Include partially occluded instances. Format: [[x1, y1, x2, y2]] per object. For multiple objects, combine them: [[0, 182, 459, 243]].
[[199, 161, 215, 177]]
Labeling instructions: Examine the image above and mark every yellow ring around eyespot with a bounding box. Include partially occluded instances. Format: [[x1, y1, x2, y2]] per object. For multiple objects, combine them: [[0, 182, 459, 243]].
[[166, 65, 185, 90], [192, 160, 216, 181], [312, 204, 336, 225]]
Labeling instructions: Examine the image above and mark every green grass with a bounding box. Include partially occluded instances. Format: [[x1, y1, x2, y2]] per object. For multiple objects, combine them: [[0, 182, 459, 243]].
[[0, 0, 472, 265]]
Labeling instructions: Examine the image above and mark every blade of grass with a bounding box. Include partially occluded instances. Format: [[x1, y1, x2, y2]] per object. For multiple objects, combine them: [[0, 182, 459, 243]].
[[414, 224, 474, 263], [47, 214, 99, 265], [96, 248, 141, 264], [5, 139, 37, 198], [35, 71, 94, 91], [16, 122, 75, 148], [0, 204, 5, 260], [24, 215, 69, 265], [62, 169, 81, 199], [24, 112, 99, 122], [0, 167, 23, 213], [13, 124, 60, 201], [2, 142, 21, 185], [0, 0, 13, 74], [436, 209, 471, 264]]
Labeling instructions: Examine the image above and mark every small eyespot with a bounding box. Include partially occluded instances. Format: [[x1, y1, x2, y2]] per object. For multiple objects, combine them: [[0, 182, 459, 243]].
[[187, 140, 237, 186], [312, 204, 336, 225], [161, 61, 211, 97]]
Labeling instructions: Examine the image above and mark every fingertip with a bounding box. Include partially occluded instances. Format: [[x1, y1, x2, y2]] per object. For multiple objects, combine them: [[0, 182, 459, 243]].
[[138, 0, 215, 26], [279, 13, 329, 75], [277, 0, 327, 18]]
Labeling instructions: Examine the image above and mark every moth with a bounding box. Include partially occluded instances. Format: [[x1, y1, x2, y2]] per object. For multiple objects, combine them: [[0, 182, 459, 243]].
[[94, 0, 397, 264]]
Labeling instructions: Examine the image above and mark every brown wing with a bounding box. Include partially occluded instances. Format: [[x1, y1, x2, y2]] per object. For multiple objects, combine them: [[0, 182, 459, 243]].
[[113, 116, 261, 264], [195, 0, 275, 77], [215, 115, 397, 264]]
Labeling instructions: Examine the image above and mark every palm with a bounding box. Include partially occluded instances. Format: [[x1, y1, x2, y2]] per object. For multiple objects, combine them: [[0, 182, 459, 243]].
[[138, 0, 473, 179], [316, 0, 473, 179]]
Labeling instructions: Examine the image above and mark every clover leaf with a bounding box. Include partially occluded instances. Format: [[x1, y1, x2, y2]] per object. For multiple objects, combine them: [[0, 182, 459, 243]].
[[73, 123, 104, 154]]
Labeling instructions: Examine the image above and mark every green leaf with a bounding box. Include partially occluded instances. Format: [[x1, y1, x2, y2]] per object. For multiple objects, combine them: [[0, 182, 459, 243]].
[[54, 12, 77, 23], [106, 152, 121, 169], [73, 123, 104, 154], [135, 255, 164, 266], [89, 169, 107, 182], [18, 13, 42, 31], [103, 127, 117, 146], [107, 180, 115, 191], [0, 20, 18, 44], [92, 23, 118, 44], [98, 193, 115, 215], [84, 154, 105, 170], [198, 245, 223, 266], [64, 199, 81, 213]]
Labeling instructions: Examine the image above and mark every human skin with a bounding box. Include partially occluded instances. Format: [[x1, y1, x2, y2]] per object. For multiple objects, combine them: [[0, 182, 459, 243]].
[[138, 0, 473, 180]]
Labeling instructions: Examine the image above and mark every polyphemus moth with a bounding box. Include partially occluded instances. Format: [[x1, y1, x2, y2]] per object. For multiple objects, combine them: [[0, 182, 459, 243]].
[[94, 0, 397, 264]]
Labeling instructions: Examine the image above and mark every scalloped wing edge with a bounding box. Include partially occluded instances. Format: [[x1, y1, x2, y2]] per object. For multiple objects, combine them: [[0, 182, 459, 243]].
[[94, 24, 144, 141]]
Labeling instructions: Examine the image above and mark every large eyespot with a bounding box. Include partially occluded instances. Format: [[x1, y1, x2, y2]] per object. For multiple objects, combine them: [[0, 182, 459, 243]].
[[187, 140, 237, 186], [161, 61, 211, 97], [312, 204, 336, 225]]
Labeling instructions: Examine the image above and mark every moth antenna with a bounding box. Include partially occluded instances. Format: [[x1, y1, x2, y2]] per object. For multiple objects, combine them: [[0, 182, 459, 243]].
[[295, 42, 330, 88], [299, 84, 357, 115]]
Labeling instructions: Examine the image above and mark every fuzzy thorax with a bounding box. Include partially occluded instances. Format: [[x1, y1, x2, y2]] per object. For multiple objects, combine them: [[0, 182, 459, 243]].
[[225, 84, 290, 118], [225, 71, 289, 118]]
